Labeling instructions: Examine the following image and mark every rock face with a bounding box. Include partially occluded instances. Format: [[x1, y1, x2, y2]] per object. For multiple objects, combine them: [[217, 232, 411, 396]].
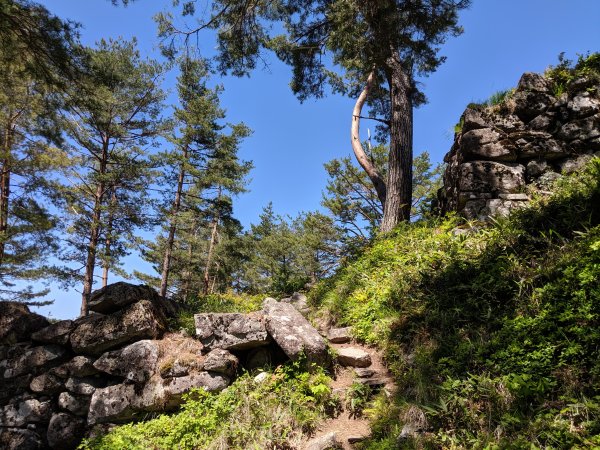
[[0, 282, 226, 449], [439, 70, 600, 220], [263, 298, 329, 367], [0, 302, 49, 345], [194, 313, 270, 351], [70, 300, 167, 355], [0, 282, 332, 449]]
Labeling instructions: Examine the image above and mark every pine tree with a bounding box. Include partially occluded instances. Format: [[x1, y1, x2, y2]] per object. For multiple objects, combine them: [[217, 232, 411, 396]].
[[147, 58, 251, 299], [0, 16, 70, 304], [154, 0, 470, 231], [59, 38, 165, 316]]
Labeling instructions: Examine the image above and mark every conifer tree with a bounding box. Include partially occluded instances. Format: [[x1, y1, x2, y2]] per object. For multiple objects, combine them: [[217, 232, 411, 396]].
[[153, 0, 469, 231], [147, 58, 251, 299], [0, 14, 70, 304], [59, 38, 165, 316]]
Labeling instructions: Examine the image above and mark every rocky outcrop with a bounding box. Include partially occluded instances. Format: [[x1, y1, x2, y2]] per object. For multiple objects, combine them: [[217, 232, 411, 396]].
[[439, 71, 600, 220], [0, 282, 204, 449], [1, 282, 329, 449]]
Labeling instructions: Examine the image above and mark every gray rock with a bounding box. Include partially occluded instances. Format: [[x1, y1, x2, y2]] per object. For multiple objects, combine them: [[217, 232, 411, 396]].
[[304, 432, 341, 450], [47, 412, 85, 450], [65, 376, 105, 396], [354, 368, 376, 378], [462, 108, 487, 132], [0, 302, 49, 345], [202, 349, 238, 377], [194, 313, 269, 351], [70, 300, 167, 355], [58, 392, 90, 417], [87, 282, 160, 314], [253, 372, 270, 383], [88, 372, 230, 424], [327, 327, 352, 344], [516, 72, 551, 93], [489, 114, 525, 132], [559, 154, 594, 174], [526, 160, 551, 179], [513, 90, 554, 122], [0, 399, 52, 427], [0, 428, 44, 450], [462, 199, 488, 220], [0, 374, 32, 405], [30, 372, 63, 394], [497, 193, 529, 200], [336, 348, 372, 368], [461, 128, 516, 161], [3, 345, 68, 379], [459, 161, 525, 194], [535, 171, 563, 189], [528, 112, 555, 131], [263, 299, 330, 367], [558, 113, 600, 141], [31, 320, 74, 346], [53, 356, 98, 379], [93, 340, 159, 384], [568, 93, 600, 118], [280, 292, 310, 316]]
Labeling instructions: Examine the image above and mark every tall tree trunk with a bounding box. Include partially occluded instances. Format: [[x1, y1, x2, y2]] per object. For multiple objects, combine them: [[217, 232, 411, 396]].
[[101, 187, 117, 287], [380, 53, 413, 232], [81, 141, 108, 316], [351, 71, 387, 207], [159, 147, 188, 297], [203, 189, 221, 295], [181, 222, 196, 304], [0, 122, 14, 267]]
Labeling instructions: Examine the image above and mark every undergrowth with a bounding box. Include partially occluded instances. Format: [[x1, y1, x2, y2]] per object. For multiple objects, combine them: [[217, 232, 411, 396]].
[[79, 361, 337, 450], [311, 158, 600, 448]]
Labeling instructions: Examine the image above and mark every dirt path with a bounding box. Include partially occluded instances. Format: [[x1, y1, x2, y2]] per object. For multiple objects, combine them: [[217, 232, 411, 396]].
[[303, 330, 397, 450]]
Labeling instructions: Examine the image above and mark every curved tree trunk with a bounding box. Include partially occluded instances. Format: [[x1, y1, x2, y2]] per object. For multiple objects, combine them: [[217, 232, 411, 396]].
[[351, 70, 387, 208], [380, 53, 413, 232]]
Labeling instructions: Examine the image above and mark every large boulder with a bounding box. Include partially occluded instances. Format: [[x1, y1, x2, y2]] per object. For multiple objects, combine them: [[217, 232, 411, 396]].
[[461, 128, 516, 161], [93, 340, 159, 384], [0, 399, 52, 427], [458, 161, 525, 194], [0, 302, 48, 345], [88, 372, 230, 424], [0, 428, 44, 450], [263, 299, 329, 367], [202, 349, 239, 377], [2, 345, 68, 379], [87, 282, 160, 314], [58, 392, 90, 417], [70, 300, 167, 355], [52, 356, 98, 379], [194, 313, 270, 351], [31, 320, 74, 346], [47, 412, 85, 450]]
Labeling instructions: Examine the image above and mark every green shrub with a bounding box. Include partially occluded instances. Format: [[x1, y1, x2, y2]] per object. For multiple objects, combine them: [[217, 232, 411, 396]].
[[80, 361, 337, 450], [545, 51, 600, 96]]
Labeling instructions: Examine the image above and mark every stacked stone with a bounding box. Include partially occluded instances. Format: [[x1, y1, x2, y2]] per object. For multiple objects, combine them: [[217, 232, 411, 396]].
[[439, 71, 600, 220], [0, 282, 234, 450]]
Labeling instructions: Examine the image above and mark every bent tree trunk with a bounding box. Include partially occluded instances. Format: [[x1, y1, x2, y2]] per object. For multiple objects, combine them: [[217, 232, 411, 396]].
[[351, 71, 387, 208], [380, 54, 413, 232]]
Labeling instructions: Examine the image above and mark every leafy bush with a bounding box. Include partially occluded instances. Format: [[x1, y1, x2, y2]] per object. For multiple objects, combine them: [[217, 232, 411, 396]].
[[314, 158, 600, 448], [545, 52, 600, 96], [80, 361, 337, 450]]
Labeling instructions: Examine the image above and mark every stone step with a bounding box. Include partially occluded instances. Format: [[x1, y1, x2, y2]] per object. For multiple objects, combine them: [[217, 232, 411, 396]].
[[336, 347, 371, 368], [353, 368, 376, 378], [327, 327, 352, 344]]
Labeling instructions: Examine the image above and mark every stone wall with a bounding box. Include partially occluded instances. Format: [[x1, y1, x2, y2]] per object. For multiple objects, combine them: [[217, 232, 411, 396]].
[[438, 71, 600, 220], [0, 283, 235, 449], [0, 284, 330, 450]]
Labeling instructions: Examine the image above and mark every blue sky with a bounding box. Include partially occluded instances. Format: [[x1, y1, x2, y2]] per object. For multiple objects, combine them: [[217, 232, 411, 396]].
[[36, 0, 600, 319]]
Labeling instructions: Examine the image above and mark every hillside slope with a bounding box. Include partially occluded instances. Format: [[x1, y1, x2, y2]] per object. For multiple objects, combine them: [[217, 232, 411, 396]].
[[311, 158, 600, 448]]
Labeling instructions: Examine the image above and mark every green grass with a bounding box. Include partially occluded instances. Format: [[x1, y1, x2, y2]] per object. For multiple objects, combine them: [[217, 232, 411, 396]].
[[79, 361, 337, 450], [311, 158, 600, 448]]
